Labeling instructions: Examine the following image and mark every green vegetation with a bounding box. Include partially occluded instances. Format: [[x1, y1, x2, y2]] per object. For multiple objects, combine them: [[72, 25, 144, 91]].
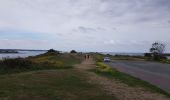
[[93, 53, 106, 62], [0, 53, 115, 100], [95, 62, 170, 97], [159, 59, 170, 64], [0, 52, 82, 75], [0, 70, 115, 100], [70, 50, 77, 53]]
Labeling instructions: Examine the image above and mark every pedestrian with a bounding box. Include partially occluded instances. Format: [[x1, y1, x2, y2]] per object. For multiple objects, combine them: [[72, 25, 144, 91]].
[[87, 55, 90, 59], [84, 55, 86, 59]]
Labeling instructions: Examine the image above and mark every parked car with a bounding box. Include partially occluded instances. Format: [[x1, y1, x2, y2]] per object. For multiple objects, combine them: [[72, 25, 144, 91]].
[[103, 57, 111, 62]]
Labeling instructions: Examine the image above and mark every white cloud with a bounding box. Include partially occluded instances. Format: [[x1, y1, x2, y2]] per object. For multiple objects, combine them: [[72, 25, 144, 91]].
[[0, 0, 170, 52]]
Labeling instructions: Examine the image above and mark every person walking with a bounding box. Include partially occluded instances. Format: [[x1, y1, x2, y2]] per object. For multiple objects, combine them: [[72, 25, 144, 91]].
[[87, 55, 90, 59], [84, 55, 87, 60]]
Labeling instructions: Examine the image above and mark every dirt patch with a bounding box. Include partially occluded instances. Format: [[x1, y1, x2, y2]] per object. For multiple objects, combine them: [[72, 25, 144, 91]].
[[75, 58, 170, 100]]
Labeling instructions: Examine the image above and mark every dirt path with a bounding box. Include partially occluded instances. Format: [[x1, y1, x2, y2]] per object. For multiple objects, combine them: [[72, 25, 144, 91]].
[[75, 58, 170, 100]]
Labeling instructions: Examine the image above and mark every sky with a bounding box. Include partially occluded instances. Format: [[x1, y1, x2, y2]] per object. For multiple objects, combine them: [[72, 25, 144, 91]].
[[0, 0, 170, 52]]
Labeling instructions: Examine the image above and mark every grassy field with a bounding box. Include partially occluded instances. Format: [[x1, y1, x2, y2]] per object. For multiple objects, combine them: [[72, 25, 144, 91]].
[[95, 62, 170, 97], [0, 70, 115, 100], [0, 52, 82, 75], [0, 53, 115, 100]]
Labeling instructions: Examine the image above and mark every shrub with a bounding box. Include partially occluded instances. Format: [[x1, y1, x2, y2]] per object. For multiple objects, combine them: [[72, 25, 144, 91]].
[[144, 53, 152, 57], [46, 49, 60, 55], [95, 55, 103, 62], [0, 58, 34, 69], [70, 50, 77, 53]]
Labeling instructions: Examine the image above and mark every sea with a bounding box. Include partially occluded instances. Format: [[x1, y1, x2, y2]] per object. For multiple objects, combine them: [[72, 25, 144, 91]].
[[101, 52, 144, 56], [101, 52, 170, 60], [0, 51, 46, 59]]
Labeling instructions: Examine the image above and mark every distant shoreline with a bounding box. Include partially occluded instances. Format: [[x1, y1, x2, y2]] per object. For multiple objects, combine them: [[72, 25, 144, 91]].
[[0, 49, 47, 51], [0, 50, 18, 54]]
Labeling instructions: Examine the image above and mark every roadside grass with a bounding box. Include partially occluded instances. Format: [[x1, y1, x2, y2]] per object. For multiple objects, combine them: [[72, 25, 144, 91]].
[[0, 69, 115, 100], [0, 53, 82, 75], [95, 62, 170, 97], [160, 59, 170, 64]]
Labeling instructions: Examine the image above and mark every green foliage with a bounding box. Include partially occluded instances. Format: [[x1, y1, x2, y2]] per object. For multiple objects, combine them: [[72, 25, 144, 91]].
[[0, 69, 115, 99], [47, 49, 60, 55], [94, 54, 104, 62], [70, 50, 77, 53], [0, 53, 82, 75], [144, 53, 152, 57], [0, 58, 33, 69]]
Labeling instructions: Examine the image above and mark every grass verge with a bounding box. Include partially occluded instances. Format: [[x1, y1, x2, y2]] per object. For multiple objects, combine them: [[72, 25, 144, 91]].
[[0, 53, 82, 75], [0, 69, 115, 100], [95, 62, 170, 97]]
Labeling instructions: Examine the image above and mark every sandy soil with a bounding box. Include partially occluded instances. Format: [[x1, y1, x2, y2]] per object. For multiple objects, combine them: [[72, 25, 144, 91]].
[[75, 57, 170, 100]]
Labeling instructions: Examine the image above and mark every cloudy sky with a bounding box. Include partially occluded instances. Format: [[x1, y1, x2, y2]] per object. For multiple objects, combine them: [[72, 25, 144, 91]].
[[0, 0, 170, 52]]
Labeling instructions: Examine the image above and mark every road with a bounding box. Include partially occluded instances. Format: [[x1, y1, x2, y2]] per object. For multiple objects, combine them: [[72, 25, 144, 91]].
[[107, 60, 170, 93]]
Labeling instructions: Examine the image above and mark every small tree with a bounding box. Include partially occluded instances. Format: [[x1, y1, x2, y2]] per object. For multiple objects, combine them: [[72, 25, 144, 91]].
[[47, 49, 60, 54], [48, 49, 56, 53], [70, 50, 77, 53], [150, 42, 166, 60]]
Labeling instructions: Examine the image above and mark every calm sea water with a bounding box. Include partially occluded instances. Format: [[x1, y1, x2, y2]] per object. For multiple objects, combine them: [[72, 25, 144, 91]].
[[101, 52, 144, 56], [102, 52, 170, 60], [0, 51, 46, 59]]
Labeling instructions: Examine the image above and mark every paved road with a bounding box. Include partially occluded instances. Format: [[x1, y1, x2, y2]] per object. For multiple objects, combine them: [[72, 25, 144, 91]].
[[107, 60, 170, 93]]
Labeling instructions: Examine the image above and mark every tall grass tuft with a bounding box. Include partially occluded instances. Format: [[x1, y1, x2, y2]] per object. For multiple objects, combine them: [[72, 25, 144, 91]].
[[0, 58, 33, 69]]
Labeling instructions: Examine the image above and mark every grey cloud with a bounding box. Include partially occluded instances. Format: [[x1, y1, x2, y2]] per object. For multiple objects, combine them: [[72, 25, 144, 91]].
[[73, 26, 97, 33], [0, 0, 170, 52]]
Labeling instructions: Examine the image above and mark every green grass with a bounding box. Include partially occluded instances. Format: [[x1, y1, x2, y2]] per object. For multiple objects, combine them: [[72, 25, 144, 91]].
[[160, 59, 170, 64], [0, 53, 82, 75], [0, 53, 116, 100], [95, 62, 170, 97], [0, 70, 115, 100]]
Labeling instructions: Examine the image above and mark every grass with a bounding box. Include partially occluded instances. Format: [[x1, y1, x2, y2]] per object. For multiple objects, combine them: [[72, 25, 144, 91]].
[[0, 69, 115, 100], [95, 62, 170, 97], [0, 52, 82, 75], [160, 59, 170, 64], [0, 53, 116, 99]]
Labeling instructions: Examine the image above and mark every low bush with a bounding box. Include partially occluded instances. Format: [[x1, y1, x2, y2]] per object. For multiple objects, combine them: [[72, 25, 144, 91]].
[[94, 54, 104, 62], [0, 58, 34, 69], [0, 58, 64, 74], [70, 50, 77, 53], [144, 53, 152, 57]]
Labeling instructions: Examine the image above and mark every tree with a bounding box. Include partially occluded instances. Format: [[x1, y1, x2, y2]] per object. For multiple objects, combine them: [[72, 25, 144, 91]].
[[48, 49, 56, 53], [70, 50, 77, 53], [47, 49, 60, 54], [150, 42, 166, 60], [150, 42, 165, 54]]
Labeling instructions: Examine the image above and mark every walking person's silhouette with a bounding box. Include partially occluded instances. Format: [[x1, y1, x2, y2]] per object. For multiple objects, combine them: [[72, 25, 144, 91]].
[[84, 55, 86, 60], [87, 55, 90, 59]]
